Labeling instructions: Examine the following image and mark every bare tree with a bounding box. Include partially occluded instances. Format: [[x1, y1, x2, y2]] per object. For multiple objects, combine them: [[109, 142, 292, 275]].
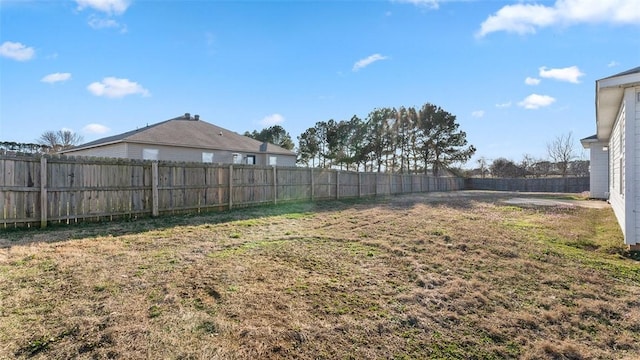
[[547, 132, 575, 177], [476, 156, 488, 178], [38, 130, 83, 153], [520, 154, 536, 178]]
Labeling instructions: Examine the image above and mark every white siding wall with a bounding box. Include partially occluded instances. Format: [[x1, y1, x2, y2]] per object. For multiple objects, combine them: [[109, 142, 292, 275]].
[[63, 143, 128, 158], [67, 142, 297, 166], [609, 102, 626, 238], [632, 87, 640, 245], [589, 141, 609, 199]]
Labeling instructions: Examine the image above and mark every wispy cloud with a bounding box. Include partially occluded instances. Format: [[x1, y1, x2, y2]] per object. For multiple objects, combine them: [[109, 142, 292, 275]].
[[496, 101, 512, 109], [525, 77, 540, 85], [353, 54, 389, 72], [471, 110, 485, 118], [476, 0, 640, 37], [82, 123, 111, 134], [539, 66, 584, 83], [87, 77, 150, 98], [260, 114, 285, 126], [0, 41, 35, 61], [393, 0, 439, 10], [41, 72, 72, 84], [88, 15, 127, 33], [75, 0, 130, 15], [607, 61, 620, 68], [518, 94, 556, 110]]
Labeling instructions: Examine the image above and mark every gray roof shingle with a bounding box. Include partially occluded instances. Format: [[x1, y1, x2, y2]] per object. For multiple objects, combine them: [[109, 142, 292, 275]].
[[64, 115, 296, 155]]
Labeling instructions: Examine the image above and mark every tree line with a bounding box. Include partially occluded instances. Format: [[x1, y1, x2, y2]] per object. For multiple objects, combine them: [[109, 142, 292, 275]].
[[475, 157, 589, 178], [295, 103, 475, 175], [1, 130, 84, 155], [6, 104, 476, 178], [469, 133, 589, 178]]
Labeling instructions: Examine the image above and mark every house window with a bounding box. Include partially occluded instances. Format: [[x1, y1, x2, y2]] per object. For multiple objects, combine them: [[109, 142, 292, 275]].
[[143, 148, 159, 160], [246, 155, 256, 165], [232, 153, 242, 164], [269, 156, 277, 166], [202, 152, 214, 163]]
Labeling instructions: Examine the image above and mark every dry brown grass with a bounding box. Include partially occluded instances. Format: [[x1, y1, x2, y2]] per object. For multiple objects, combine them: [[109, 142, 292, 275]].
[[1, 191, 638, 359]]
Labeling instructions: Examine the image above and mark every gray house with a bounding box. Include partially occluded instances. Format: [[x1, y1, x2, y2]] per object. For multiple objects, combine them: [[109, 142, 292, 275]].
[[581, 67, 640, 250], [60, 113, 297, 166]]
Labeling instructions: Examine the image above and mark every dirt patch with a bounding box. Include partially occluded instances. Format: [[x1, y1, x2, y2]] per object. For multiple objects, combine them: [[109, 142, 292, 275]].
[[502, 197, 610, 209]]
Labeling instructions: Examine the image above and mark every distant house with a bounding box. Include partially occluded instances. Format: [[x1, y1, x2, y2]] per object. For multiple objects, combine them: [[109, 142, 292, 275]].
[[581, 67, 640, 249], [60, 113, 297, 166]]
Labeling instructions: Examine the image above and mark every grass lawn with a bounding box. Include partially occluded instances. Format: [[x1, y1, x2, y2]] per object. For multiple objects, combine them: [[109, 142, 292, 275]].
[[1, 191, 639, 359]]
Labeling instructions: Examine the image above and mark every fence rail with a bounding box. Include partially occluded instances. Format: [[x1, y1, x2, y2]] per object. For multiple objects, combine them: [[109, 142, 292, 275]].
[[0, 155, 465, 228]]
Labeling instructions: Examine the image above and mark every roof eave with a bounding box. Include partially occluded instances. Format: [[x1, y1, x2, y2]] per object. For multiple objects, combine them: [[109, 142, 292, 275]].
[[595, 71, 640, 142], [579, 135, 598, 149]]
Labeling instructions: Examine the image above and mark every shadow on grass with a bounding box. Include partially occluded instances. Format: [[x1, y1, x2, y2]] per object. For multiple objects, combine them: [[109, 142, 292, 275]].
[[0, 190, 607, 249]]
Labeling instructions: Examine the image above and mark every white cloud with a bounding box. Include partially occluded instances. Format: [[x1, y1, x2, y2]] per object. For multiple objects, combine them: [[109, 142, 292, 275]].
[[471, 110, 485, 118], [353, 54, 389, 72], [87, 77, 150, 98], [75, 0, 130, 15], [476, 0, 640, 37], [41, 72, 72, 84], [260, 114, 285, 126], [539, 66, 584, 83], [518, 94, 556, 109], [607, 61, 620, 68], [525, 77, 541, 85], [393, 0, 439, 9], [496, 101, 512, 108], [0, 41, 35, 61], [82, 123, 111, 134], [88, 15, 127, 32]]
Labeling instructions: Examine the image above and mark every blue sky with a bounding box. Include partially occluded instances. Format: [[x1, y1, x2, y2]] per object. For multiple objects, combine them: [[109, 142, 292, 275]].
[[1, 0, 639, 167]]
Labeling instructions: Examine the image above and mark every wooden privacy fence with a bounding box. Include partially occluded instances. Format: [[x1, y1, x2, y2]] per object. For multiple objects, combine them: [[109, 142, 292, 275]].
[[465, 177, 589, 193], [0, 155, 464, 228]]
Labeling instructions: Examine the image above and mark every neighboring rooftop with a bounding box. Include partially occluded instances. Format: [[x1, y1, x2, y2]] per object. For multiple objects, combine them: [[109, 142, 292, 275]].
[[62, 113, 295, 155]]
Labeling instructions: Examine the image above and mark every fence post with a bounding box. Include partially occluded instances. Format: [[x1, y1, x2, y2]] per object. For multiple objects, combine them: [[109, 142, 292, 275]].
[[336, 170, 340, 200], [40, 157, 47, 228], [358, 172, 362, 198], [152, 161, 159, 217], [229, 164, 233, 209], [273, 166, 277, 205], [310, 167, 314, 201]]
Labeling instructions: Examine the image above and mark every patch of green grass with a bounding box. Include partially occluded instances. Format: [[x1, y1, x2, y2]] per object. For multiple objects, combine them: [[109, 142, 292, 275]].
[[195, 320, 218, 334], [346, 242, 380, 257], [148, 305, 162, 318], [234, 219, 264, 227], [497, 205, 524, 212], [208, 239, 290, 258], [282, 212, 314, 220]]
